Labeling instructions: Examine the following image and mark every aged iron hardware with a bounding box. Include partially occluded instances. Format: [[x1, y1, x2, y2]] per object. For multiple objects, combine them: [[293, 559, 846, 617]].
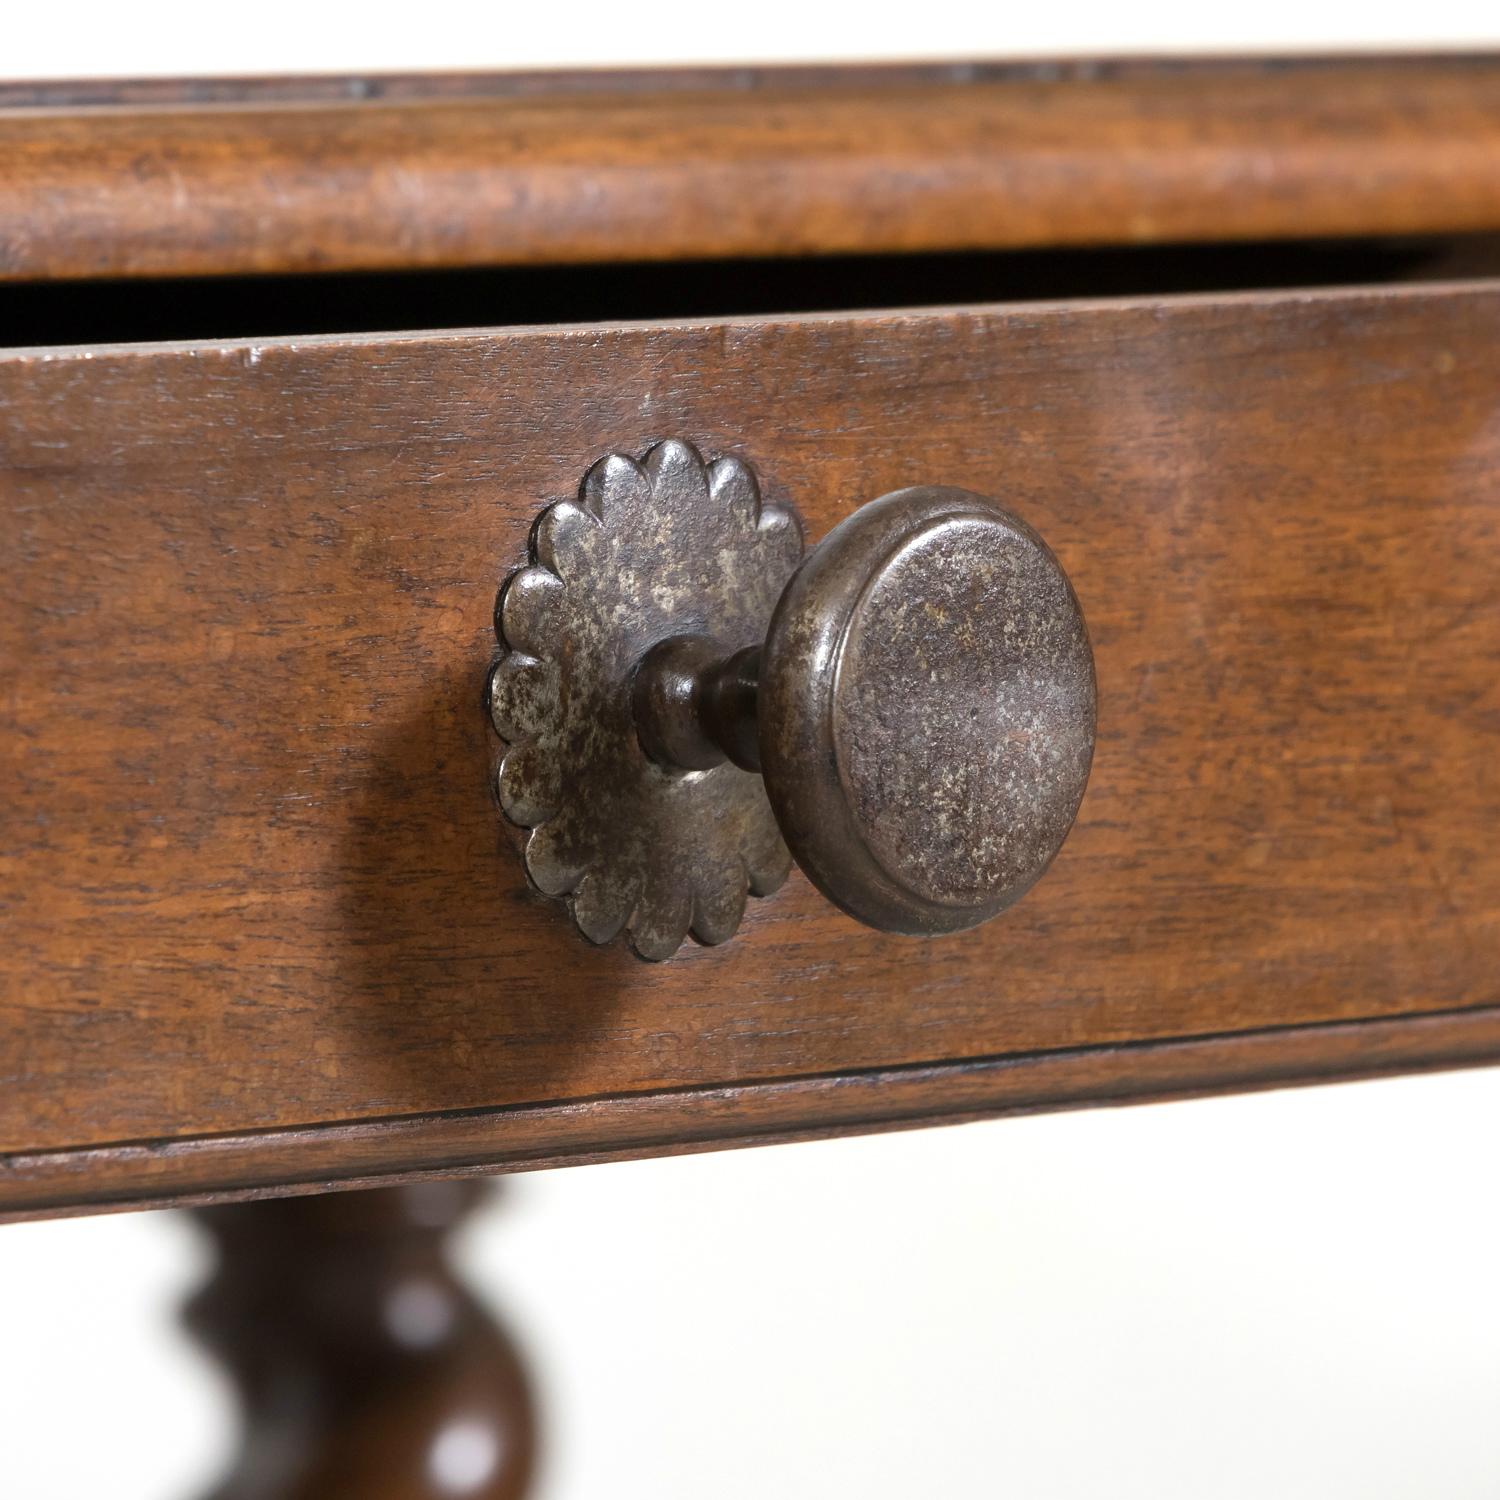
[[486, 439, 1095, 959]]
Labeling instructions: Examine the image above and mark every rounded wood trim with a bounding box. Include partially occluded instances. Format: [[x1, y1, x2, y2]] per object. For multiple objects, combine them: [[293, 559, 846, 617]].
[[5, 56, 1500, 281]]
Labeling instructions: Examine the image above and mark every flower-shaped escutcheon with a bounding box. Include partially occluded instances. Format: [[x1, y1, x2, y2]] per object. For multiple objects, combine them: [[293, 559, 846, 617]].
[[486, 439, 804, 959]]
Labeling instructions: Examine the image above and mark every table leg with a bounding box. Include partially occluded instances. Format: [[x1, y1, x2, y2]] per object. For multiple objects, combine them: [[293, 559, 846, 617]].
[[186, 1180, 537, 1499]]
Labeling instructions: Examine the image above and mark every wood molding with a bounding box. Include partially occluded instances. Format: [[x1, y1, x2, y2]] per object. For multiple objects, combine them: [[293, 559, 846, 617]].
[[5, 56, 1500, 280], [4, 1008, 1499, 1222]]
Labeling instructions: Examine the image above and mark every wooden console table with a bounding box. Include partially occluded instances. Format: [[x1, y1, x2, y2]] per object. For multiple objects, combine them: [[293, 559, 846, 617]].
[[4, 55, 1499, 1496]]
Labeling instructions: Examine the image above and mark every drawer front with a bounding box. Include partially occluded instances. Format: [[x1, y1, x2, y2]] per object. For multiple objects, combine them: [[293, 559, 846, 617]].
[[4, 285, 1499, 1214]]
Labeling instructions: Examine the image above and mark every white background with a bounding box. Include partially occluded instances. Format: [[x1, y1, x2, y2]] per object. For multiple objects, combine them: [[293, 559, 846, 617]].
[[5, 6, 1500, 1497], [4, 1073, 1500, 1498], [0, 2, 1498, 78]]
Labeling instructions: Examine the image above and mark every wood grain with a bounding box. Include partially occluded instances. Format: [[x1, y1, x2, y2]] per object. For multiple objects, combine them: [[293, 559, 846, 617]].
[[6, 57, 1500, 281], [4, 283, 1500, 1211]]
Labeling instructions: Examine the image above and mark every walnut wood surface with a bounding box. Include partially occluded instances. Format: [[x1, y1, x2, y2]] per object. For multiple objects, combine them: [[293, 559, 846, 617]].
[[5, 57, 1500, 280], [4, 284, 1500, 1212]]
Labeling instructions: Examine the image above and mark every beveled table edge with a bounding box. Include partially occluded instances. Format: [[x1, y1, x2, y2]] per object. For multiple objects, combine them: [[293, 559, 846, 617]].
[[3, 1006, 1497, 1223], [6, 53, 1500, 282], [2, 53, 1497, 112]]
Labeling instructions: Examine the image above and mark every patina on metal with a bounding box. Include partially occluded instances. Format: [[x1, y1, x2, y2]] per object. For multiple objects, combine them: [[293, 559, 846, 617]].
[[486, 439, 802, 961], [488, 445, 1096, 958], [755, 488, 1096, 935]]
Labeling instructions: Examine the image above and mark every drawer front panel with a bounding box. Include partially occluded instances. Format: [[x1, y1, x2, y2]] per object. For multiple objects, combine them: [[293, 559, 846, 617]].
[[4, 286, 1499, 1206]]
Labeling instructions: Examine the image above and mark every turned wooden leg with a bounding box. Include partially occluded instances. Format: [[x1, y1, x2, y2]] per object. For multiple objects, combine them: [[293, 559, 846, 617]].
[[186, 1181, 537, 1499]]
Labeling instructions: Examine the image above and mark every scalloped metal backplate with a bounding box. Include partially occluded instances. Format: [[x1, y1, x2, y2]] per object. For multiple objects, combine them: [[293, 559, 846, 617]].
[[485, 439, 804, 960]]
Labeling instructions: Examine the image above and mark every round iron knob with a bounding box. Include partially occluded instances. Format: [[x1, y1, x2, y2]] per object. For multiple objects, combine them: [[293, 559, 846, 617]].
[[633, 486, 1096, 936]]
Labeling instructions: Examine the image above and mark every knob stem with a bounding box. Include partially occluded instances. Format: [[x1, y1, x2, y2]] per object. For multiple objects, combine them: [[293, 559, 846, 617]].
[[633, 635, 763, 774]]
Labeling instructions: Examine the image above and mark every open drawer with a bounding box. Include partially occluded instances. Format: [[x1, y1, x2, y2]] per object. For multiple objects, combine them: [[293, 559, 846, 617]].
[[3, 59, 1500, 1219]]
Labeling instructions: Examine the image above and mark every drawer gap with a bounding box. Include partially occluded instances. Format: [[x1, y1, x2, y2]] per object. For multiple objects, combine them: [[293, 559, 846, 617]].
[[5, 235, 1499, 349]]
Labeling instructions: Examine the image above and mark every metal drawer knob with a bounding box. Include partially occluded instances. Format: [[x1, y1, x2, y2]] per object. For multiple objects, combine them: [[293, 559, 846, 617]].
[[488, 439, 1095, 959]]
